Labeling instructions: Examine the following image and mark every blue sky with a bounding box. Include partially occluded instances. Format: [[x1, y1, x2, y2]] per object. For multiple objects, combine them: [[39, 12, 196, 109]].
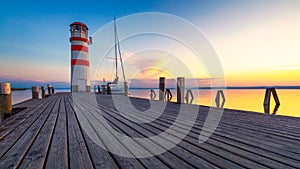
[[1, 0, 300, 87]]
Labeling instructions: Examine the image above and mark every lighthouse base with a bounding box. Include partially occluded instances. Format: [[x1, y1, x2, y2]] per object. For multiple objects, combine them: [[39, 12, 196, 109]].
[[71, 85, 91, 93]]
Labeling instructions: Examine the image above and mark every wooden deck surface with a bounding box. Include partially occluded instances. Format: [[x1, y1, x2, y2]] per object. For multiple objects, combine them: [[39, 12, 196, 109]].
[[0, 93, 300, 169]]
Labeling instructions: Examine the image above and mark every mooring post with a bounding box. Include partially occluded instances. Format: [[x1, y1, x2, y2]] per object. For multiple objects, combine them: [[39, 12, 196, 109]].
[[177, 77, 185, 103], [31, 86, 40, 99], [41, 86, 46, 98], [47, 84, 52, 95], [51, 87, 55, 94], [0, 83, 12, 119], [124, 82, 129, 96], [159, 77, 165, 101]]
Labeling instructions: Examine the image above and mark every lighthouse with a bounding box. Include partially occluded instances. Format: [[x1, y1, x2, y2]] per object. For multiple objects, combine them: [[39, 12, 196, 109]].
[[69, 22, 91, 92]]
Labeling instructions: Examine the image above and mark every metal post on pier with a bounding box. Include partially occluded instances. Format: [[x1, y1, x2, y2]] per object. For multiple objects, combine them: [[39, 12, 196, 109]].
[[177, 77, 185, 103], [271, 88, 280, 105], [0, 83, 12, 119], [47, 84, 52, 95], [215, 90, 226, 108], [264, 87, 280, 105], [41, 86, 46, 98], [185, 89, 194, 104], [263, 87, 280, 114], [31, 86, 40, 99], [150, 90, 156, 100], [159, 77, 165, 101], [165, 89, 172, 102]]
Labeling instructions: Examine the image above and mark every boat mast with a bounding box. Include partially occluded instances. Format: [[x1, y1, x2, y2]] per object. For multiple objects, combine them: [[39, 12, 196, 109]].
[[114, 17, 118, 81], [114, 17, 127, 83]]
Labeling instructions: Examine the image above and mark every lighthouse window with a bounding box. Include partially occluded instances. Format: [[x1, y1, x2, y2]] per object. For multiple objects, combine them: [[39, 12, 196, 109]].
[[75, 25, 80, 31], [82, 26, 85, 32]]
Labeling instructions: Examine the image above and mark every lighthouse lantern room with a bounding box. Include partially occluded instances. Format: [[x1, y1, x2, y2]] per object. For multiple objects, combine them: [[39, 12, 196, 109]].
[[69, 22, 91, 92]]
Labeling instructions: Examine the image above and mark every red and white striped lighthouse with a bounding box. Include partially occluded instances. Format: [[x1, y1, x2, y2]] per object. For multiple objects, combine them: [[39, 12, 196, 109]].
[[69, 22, 91, 92]]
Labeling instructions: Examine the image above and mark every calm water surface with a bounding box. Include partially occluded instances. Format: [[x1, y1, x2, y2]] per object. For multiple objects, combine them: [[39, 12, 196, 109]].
[[11, 89, 300, 117], [11, 89, 70, 105]]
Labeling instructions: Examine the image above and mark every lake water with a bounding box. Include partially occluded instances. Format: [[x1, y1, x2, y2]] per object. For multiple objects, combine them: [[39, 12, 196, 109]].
[[11, 89, 71, 105], [10, 89, 300, 117]]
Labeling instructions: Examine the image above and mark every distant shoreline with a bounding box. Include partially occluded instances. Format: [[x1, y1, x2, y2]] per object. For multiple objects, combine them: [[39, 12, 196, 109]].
[[9, 86, 300, 91], [129, 86, 300, 90], [11, 88, 28, 91]]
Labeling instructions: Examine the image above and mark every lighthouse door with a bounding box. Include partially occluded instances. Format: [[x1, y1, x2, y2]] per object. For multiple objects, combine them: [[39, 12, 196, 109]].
[[78, 79, 86, 92]]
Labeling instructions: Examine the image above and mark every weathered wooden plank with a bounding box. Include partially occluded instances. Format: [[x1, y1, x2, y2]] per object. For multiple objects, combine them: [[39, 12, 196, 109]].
[[98, 106, 219, 169], [116, 96, 300, 153], [71, 96, 146, 169], [100, 106, 266, 169], [197, 106, 300, 135], [0, 96, 59, 168], [224, 108, 300, 125], [218, 112, 300, 138], [0, 97, 52, 139], [116, 95, 298, 168], [129, 96, 300, 132], [215, 118, 300, 147], [162, 106, 300, 164], [94, 95, 298, 166], [82, 95, 243, 169], [17, 97, 61, 169], [44, 96, 68, 169], [158, 109, 300, 166], [65, 95, 94, 169], [77, 100, 177, 169], [0, 93, 300, 169], [13, 97, 42, 108], [156, 101, 300, 139], [66, 95, 119, 169], [81, 131, 120, 169], [0, 96, 57, 158]]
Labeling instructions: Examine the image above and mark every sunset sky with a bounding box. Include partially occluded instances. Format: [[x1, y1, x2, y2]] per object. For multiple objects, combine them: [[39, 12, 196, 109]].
[[0, 0, 300, 87]]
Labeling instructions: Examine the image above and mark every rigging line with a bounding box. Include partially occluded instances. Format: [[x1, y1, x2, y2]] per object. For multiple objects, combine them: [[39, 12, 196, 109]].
[[115, 18, 127, 82], [114, 16, 118, 79], [110, 59, 115, 81]]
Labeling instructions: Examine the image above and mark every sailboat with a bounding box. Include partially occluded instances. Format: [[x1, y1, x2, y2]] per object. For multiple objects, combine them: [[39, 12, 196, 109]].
[[108, 17, 128, 95]]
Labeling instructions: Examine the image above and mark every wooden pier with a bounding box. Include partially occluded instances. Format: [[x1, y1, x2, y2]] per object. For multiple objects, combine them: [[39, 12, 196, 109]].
[[0, 93, 300, 169]]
